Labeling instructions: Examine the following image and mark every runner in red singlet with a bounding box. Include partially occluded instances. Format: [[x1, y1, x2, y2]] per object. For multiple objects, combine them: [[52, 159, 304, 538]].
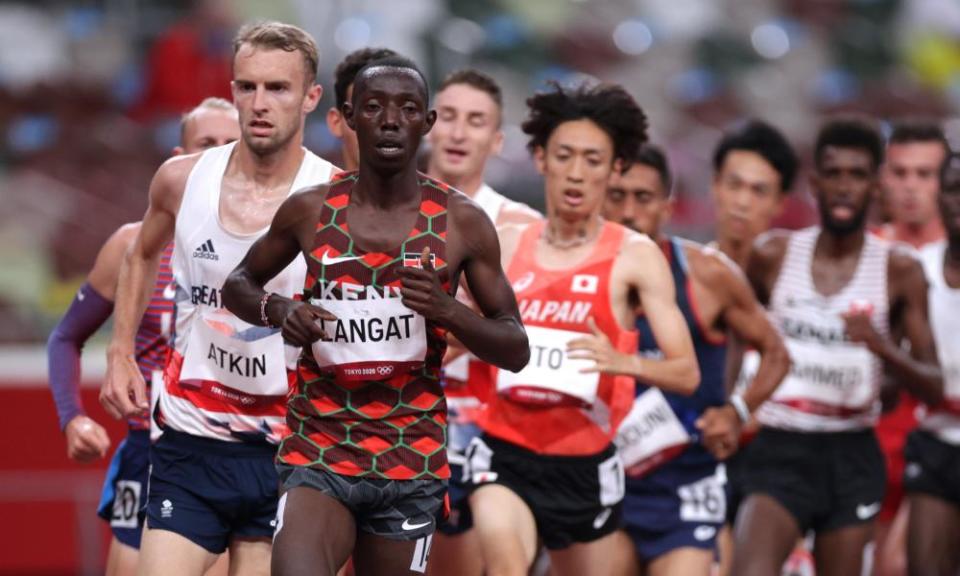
[[326, 47, 397, 171], [47, 98, 239, 576], [222, 56, 529, 576], [466, 82, 699, 576], [871, 120, 948, 576]]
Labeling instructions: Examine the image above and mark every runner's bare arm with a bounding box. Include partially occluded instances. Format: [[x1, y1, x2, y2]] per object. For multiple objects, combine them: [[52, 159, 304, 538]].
[[710, 254, 790, 412], [625, 238, 700, 393], [397, 197, 529, 372], [694, 251, 790, 459], [222, 187, 335, 347], [102, 156, 194, 419], [859, 249, 943, 405], [744, 231, 790, 306], [569, 237, 699, 394]]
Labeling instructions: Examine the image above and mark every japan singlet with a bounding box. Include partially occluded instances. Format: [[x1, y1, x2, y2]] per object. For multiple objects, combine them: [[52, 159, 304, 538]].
[[135, 243, 175, 435], [757, 227, 890, 432], [616, 237, 727, 477], [478, 220, 639, 456], [278, 172, 452, 480], [919, 241, 960, 444], [161, 142, 336, 444]]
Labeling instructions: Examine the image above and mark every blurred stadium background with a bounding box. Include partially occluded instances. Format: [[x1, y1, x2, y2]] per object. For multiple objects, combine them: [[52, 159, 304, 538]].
[[1, 0, 959, 573]]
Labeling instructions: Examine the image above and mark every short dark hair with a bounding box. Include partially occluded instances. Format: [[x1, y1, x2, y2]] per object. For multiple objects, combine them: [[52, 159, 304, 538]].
[[889, 119, 949, 155], [815, 116, 884, 170], [939, 151, 960, 189], [439, 69, 503, 111], [713, 119, 798, 192], [522, 81, 647, 167], [333, 47, 398, 110], [352, 55, 430, 105], [632, 144, 673, 195]]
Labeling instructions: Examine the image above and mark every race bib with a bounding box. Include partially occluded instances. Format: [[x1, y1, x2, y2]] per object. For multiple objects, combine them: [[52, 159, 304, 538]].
[[678, 469, 726, 523], [180, 310, 289, 396], [496, 325, 600, 406], [310, 297, 427, 381], [772, 339, 875, 412], [110, 480, 142, 529], [615, 387, 691, 476]]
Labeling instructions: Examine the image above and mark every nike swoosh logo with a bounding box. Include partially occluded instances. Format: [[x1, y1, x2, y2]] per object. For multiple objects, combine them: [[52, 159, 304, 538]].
[[321, 251, 362, 266], [592, 508, 612, 530], [856, 502, 881, 520], [77, 290, 85, 302], [401, 518, 431, 531], [163, 283, 177, 300]]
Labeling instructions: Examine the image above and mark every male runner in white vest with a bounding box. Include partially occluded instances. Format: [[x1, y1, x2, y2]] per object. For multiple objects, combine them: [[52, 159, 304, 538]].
[[101, 21, 338, 576], [733, 117, 943, 576], [904, 152, 960, 576]]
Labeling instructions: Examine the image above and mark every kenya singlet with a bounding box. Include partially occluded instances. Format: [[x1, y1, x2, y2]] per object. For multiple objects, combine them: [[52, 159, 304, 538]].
[[279, 172, 452, 480], [616, 237, 727, 477], [919, 241, 960, 444], [758, 227, 890, 431], [479, 220, 639, 456], [135, 243, 175, 435], [161, 142, 336, 444]]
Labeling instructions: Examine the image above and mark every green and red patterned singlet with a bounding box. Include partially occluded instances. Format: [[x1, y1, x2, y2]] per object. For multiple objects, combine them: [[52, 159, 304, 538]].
[[278, 171, 453, 480]]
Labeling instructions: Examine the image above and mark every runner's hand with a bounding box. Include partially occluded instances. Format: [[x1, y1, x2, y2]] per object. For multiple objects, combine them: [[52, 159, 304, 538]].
[[567, 317, 634, 375], [842, 311, 884, 354], [281, 300, 337, 347], [397, 247, 454, 323], [696, 406, 741, 460], [101, 351, 149, 419], [64, 415, 111, 463]]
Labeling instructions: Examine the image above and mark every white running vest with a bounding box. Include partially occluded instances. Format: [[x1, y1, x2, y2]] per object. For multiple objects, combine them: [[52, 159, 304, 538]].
[[758, 227, 890, 432], [162, 142, 336, 443], [919, 241, 960, 445]]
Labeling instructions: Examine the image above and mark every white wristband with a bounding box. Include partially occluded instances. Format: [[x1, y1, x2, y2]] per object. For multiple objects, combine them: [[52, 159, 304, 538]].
[[729, 394, 750, 424]]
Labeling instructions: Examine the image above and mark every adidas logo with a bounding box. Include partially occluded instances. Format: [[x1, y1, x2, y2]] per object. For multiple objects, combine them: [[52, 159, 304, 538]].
[[160, 499, 174, 518], [193, 239, 219, 261]]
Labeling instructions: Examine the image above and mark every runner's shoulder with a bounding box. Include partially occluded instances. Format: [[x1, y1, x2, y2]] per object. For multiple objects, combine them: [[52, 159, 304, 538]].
[[680, 237, 745, 288], [752, 228, 792, 265]]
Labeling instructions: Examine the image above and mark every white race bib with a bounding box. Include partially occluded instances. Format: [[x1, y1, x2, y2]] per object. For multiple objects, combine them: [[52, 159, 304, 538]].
[[772, 339, 874, 411], [496, 325, 600, 406], [180, 310, 289, 396], [310, 297, 427, 381], [615, 387, 691, 475]]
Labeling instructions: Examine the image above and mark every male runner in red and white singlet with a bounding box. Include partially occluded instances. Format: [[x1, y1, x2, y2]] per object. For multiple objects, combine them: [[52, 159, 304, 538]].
[[223, 56, 529, 576], [101, 22, 338, 576], [871, 120, 948, 576], [466, 82, 700, 576], [47, 97, 239, 576], [424, 68, 540, 576], [733, 117, 943, 576], [904, 152, 960, 576]]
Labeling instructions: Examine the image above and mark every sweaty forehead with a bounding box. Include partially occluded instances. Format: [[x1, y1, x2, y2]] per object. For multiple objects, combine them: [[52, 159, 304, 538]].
[[353, 66, 427, 101]]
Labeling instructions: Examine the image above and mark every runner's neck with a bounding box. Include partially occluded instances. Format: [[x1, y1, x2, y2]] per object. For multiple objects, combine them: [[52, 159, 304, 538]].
[[889, 220, 945, 248]]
